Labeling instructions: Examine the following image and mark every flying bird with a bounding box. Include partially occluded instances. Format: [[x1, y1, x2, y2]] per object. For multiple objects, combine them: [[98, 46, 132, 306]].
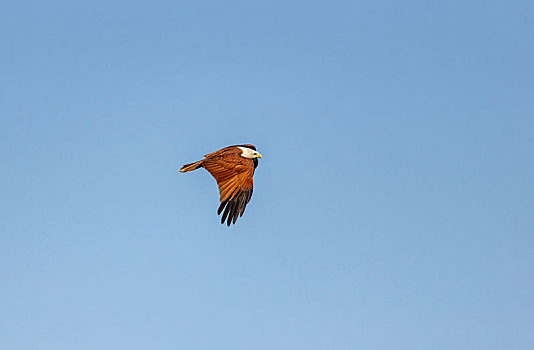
[[180, 144, 262, 226]]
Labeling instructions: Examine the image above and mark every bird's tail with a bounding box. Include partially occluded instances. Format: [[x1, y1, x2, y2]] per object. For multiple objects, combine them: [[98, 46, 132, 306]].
[[180, 160, 203, 173]]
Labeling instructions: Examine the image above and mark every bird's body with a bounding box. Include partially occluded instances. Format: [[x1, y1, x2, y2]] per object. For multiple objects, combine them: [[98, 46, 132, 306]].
[[180, 144, 262, 226]]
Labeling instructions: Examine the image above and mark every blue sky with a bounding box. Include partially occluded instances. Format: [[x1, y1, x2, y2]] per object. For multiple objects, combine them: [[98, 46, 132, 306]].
[[1, 1, 533, 349]]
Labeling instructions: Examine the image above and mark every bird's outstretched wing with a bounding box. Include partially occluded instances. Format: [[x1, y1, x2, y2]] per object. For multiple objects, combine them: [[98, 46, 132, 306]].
[[202, 157, 254, 226]]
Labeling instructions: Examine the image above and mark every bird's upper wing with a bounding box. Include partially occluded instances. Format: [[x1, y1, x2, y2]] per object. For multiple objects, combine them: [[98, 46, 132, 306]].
[[202, 156, 255, 226]]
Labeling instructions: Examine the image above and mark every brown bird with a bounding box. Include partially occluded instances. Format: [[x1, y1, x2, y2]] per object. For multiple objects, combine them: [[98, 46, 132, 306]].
[[180, 144, 262, 226]]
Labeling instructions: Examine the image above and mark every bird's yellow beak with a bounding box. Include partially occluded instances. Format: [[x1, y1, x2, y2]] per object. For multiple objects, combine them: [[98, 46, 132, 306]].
[[257, 152, 263, 159]]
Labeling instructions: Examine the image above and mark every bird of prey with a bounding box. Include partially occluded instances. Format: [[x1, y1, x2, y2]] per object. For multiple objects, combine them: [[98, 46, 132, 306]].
[[180, 144, 262, 226]]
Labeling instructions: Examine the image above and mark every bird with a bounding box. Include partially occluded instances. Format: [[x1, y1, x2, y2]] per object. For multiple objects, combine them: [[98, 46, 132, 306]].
[[180, 144, 262, 226]]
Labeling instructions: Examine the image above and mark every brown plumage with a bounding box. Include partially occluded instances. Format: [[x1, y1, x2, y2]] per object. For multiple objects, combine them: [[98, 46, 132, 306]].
[[180, 144, 262, 226]]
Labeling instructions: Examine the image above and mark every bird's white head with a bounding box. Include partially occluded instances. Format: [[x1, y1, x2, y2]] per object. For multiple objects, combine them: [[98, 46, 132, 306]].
[[238, 146, 262, 159]]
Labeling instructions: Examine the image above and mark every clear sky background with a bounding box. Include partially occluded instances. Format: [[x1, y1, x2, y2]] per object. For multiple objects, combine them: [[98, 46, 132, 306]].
[[1, 1, 533, 349]]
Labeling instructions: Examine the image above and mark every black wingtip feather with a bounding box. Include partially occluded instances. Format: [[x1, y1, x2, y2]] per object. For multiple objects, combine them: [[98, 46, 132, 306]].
[[228, 199, 238, 226], [218, 200, 227, 215], [221, 202, 231, 224]]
